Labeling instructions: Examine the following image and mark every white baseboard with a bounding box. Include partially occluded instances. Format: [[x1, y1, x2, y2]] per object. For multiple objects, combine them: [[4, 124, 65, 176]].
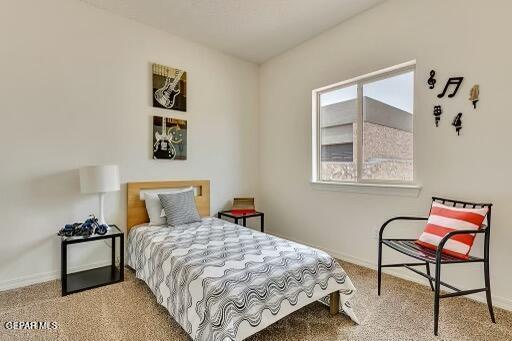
[[0, 260, 112, 292], [269, 232, 512, 312]]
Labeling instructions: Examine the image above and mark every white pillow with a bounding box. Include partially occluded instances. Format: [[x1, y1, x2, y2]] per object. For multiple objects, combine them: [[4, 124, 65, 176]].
[[144, 193, 167, 226], [142, 187, 193, 226], [139, 187, 197, 200]]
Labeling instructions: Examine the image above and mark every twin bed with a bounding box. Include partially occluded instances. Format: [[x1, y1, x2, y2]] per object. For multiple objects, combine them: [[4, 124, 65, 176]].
[[126, 180, 358, 341]]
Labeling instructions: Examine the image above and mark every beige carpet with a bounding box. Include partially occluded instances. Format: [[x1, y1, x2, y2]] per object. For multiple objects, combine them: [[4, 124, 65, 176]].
[[1, 262, 511, 341]]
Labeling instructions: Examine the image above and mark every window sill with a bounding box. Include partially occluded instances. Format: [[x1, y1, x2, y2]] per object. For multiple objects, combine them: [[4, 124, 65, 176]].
[[310, 180, 422, 197]]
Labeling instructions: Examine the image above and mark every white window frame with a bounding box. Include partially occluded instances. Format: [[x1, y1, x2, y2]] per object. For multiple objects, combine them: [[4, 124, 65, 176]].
[[311, 60, 421, 195]]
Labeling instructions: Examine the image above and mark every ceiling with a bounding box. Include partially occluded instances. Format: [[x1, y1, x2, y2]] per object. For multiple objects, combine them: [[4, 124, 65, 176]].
[[79, 0, 385, 64]]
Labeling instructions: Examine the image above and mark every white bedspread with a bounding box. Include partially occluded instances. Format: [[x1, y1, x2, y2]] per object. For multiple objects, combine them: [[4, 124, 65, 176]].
[[127, 217, 357, 341]]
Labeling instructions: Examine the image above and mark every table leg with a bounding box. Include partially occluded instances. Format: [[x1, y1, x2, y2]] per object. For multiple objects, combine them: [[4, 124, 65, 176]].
[[61, 242, 67, 296], [120, 235, 124, 281], [111, 236, 116, 278]]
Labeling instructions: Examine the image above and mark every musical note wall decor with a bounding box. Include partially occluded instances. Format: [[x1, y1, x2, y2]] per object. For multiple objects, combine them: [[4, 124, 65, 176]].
[[469, 85, 479, 109], [427, 70, 436, 89], [452, 113, 463, 135], [433, 105, 442, 127], [437, 77, 464, 98]]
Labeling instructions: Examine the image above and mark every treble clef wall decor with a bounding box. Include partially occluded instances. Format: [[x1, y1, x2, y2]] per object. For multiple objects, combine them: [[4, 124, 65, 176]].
[[427, 70, 436, 89]]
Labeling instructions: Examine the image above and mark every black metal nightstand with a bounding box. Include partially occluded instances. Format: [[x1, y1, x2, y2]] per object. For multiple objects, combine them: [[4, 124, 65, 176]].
[[60, 225, 124, 296], [217, 211, 264, 232]]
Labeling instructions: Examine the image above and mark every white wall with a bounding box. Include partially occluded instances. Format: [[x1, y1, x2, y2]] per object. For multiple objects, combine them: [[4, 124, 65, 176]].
[[0, 0, 259, 289], [259, 0, 512, 309]]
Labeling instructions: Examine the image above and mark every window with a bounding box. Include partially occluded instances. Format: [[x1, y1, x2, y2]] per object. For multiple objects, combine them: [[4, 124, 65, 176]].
[[312, 62, 415, 185]]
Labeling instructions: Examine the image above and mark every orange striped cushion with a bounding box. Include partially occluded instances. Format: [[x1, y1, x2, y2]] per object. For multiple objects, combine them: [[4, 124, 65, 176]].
[[416, 202, 488, 259]]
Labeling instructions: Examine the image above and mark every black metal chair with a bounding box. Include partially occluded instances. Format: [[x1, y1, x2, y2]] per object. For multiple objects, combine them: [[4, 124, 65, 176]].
[[378, 197, 495, 336]]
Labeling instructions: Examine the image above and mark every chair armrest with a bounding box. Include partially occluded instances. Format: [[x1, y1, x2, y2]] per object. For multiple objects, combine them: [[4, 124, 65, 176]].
[[379, 216, 428, 240], [436, 229, 487, 258]]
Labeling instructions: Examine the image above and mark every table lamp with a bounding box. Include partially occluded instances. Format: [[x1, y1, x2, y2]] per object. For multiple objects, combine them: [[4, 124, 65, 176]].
[[79, 165, 120, 226]]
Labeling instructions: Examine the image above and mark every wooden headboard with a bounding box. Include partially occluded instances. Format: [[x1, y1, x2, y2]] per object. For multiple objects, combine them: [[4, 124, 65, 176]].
[[126, 180, 210, 232]]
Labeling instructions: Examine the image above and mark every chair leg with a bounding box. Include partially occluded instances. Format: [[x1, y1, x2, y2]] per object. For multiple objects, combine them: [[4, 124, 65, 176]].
[[425, 263, 434, 291], [434, 263, 441, 336], [378, 241, 382, 296], [484, 260, 496, 323]]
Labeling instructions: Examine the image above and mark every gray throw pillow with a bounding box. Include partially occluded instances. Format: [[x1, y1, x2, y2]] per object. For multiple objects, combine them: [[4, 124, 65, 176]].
[[158, 190, 201, 226]]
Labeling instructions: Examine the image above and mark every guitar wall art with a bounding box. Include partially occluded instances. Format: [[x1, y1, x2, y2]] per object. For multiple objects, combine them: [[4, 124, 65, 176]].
[[153, 116, 187, 160], [152, 64, 187, 112]]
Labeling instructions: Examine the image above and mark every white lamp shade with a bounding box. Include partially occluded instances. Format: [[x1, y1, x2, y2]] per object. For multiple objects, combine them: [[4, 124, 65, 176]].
[[79, 165, 120, 194]]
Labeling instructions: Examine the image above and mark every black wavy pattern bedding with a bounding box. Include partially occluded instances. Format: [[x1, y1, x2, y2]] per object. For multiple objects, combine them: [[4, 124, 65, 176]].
[[127, 217, 357, 341]]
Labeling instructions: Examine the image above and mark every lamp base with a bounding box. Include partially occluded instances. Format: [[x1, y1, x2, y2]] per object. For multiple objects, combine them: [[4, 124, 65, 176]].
[[98, 192, 110, 230]]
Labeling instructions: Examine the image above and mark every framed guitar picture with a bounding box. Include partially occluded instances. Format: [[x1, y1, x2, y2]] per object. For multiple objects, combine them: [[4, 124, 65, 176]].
[[152, 64, 187, 112], [153, 116, 187, 160]]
